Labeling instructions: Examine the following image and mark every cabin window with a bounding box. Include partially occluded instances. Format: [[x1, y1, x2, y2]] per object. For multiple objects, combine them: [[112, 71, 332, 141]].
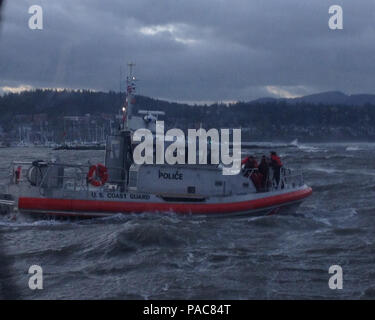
[[243, 182, 249, 188], [187, 186, 196, 194], [110, 140, 120, 159], [215, 181, 223, 186], [128, 171, 138, 188]]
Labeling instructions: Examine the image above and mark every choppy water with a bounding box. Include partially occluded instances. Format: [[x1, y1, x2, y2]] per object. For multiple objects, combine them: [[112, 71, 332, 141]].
[[0, 142, 375, 299]]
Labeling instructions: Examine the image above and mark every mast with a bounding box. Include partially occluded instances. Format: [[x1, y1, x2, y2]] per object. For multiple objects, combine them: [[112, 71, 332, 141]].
[[122, 62, 137, 131]]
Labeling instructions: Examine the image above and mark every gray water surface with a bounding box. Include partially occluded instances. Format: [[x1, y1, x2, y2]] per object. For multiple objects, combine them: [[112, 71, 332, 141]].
[[0, 143, 374, 299]]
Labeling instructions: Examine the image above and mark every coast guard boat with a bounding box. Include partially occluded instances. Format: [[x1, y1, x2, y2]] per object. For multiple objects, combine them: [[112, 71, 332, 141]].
[[0, 65, 312, 218]]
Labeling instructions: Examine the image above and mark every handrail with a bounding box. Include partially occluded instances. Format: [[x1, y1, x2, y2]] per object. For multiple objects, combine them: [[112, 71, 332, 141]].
[[8, 161, 128, 193], [242, 166, 304, 192], [8, 161, 305, 197]]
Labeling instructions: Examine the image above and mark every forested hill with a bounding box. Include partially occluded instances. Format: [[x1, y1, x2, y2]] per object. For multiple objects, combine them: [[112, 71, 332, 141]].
[[1, 89, 375, 141]]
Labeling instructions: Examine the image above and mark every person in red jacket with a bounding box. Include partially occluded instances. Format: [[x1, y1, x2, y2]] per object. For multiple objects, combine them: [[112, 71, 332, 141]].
[[241, 155, 264, 190], [258, 155, 270, 191], [241, 155, 258, 176], [270, 151, 283, 187]]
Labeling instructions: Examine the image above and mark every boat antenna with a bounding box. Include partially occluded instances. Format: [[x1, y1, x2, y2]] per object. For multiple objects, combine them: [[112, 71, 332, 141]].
[[122, 62, 136, 130]]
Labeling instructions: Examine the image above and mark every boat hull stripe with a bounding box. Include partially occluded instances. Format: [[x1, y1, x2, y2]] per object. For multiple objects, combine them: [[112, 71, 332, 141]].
[[18, 187, 312, 215]]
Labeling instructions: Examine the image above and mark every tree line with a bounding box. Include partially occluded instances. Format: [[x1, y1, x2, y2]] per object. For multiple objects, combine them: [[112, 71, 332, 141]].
[[1, 89, 375, 141]]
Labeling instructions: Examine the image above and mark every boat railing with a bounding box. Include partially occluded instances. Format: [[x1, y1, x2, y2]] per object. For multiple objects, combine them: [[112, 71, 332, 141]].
[[8, 161, 128, 195], [243, 166, 304, 192], [273, 167, 304, 190], [8, 161, 34, 184]]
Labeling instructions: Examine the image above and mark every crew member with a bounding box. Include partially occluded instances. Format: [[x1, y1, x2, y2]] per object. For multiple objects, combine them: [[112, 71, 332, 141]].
[[241, 155, 258, 177], [242, 155, 264, 190], [258, 155, 269, 191], [270, 151, 283, 187]]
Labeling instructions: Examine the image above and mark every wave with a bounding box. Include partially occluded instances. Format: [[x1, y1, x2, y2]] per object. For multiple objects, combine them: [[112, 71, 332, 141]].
[[78, 217, 202, 259], [245, 214, 329, 230], [310, 182, 349, 192], [290, 138, 298, 146], [361, 286, 375, 299], [295, 143, 324, 153], [307, 166, 340, 174], [346, 146, 361, 151], [241, 141, 298, 149], [0, 215, 72, 228], [332, 227, 363, 236]]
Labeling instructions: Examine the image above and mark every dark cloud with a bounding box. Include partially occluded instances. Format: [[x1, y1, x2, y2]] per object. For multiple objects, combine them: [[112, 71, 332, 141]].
[[0, 0, 375, 101]]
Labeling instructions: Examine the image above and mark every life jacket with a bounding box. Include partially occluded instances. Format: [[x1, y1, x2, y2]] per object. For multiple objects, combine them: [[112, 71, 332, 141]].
[[245, 158, 258, 169], [271, 154, 282, 167], [242, 156, 258, 168], [251, 172, 263, 190], [241, 156, 250, 166]]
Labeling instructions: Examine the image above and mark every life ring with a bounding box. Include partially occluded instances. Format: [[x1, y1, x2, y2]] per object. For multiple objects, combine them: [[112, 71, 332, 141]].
[[87, 164, 108, 187]]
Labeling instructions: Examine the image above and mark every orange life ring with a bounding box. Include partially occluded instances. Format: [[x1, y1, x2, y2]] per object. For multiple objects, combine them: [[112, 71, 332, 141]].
[[87, 164, 108, 187]]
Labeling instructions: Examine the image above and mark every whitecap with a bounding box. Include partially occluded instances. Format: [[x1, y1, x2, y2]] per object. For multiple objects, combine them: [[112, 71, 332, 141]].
[[345, 146, 360, 151]]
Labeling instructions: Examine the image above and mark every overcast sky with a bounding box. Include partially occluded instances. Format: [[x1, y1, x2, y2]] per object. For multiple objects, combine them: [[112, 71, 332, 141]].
[[0, 0, 374, 102]]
